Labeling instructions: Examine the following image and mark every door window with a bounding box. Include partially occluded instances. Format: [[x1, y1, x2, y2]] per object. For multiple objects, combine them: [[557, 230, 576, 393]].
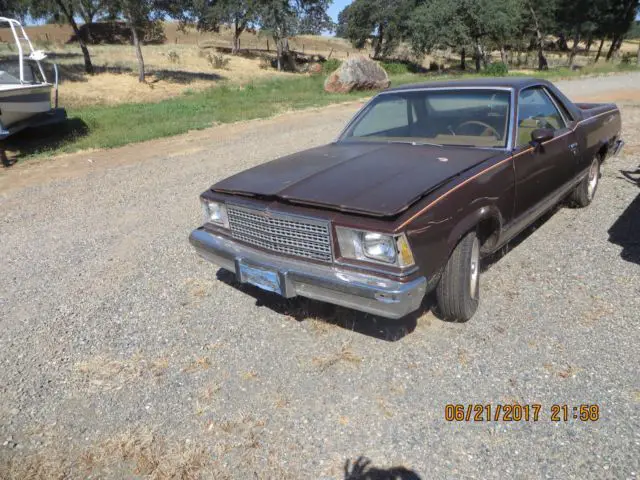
[[516, 87, 567, 146]]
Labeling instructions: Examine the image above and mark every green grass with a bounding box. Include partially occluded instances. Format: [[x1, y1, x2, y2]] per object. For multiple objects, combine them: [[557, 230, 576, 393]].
[[9, 62, 639, 159]]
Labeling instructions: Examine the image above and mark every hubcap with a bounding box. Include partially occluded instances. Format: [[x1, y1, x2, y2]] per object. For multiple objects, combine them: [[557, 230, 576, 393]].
[[470, 238, 480, 299], [587, 159, 599, 199]]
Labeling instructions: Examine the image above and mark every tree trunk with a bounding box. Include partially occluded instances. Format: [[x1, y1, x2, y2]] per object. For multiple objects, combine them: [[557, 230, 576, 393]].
[[558, 32, 568, 51], [585, 33, 593, 54], [232, 18, 245, 55], [474, 40, 482, 72], [275, 37, 283, 71], [529, 6, 548, 71], [460, 48, 466, 70], [130, 25, 145, 83], [568, 29, 581, 67], [54, 0, 93, 74], [537, 48, 548, 70], [500, 46, 508, 65], [595, 37, 605, 62], [606, 34, 619, 61], [373, 24, 384, 59]]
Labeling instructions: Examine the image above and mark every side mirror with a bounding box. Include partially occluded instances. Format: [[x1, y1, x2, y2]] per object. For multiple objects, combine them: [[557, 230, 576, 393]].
[[531, 128, 554, 144]]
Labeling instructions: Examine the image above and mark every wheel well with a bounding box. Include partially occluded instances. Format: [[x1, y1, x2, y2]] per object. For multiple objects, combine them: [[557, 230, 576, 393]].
[[597, 144, 608, 162], [477, 217, 500, 253]]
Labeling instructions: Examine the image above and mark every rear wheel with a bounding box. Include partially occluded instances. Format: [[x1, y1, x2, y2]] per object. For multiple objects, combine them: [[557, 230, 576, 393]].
[[435, 231, 480, 322], [570, 156, 600, 208]]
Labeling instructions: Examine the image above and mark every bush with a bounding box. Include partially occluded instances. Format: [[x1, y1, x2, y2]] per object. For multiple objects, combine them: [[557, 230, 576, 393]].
[[380, 62, 410, 75], [167, 50, 180, 64], [259, 57, 272, 70], [322, 58, 342, 75], [620, 52, 634, 65], [207, 53, 231, 70], [484, 62, 509, 76]]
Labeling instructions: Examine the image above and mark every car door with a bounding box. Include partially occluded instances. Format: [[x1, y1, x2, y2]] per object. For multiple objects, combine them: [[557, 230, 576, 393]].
[[512, 86, 578, 219]]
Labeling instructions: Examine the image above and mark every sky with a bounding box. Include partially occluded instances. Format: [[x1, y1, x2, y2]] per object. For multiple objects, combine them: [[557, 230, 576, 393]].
[[328, 0, 352, 22]]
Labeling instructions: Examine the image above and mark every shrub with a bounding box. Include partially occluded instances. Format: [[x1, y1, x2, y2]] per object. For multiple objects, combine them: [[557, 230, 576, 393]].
[[207, 53, 230, 70], [620, 52, 634, 65], [259, 57, 272, 70], [322, 58, 342, 75], [381, 61, 410, 75], [484, 62, 509, 76], [167, 50, 180, 64]]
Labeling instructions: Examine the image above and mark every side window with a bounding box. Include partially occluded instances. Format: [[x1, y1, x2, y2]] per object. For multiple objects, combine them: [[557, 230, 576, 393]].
[[546, 89, 573, 122], [352, 96, 415, 138], [516, 87, 566, 146]]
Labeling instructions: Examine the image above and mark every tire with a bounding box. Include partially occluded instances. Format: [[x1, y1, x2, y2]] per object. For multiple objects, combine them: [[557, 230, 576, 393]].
[[435, 231, 480, 322], [570, 156, 600, 208]]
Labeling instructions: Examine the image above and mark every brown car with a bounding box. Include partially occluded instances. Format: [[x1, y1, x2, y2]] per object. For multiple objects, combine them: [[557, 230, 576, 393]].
[[189, 78, 624, 322]]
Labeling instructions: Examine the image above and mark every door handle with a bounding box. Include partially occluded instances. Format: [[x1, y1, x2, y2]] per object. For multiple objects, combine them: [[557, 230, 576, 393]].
[[569, 143, 579, 156]]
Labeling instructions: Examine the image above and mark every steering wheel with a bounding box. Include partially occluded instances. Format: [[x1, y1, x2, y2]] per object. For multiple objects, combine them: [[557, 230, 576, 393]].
[[455, 121, 501, 139]]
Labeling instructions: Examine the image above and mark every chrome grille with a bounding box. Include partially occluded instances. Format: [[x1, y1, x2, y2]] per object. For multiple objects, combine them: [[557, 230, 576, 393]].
[[226, 205, 332, 262]]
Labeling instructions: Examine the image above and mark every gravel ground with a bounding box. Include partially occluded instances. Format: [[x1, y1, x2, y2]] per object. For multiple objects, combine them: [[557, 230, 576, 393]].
[[0, 73, 639, 479]]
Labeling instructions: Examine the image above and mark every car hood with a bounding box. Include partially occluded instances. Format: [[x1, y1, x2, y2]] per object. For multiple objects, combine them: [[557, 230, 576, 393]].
[[212, 142, 502, 217]]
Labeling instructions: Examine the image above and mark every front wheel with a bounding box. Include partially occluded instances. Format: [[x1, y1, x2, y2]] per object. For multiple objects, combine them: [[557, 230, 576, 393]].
[[570, 156, 600, 208], [435, 231, 480, 322]]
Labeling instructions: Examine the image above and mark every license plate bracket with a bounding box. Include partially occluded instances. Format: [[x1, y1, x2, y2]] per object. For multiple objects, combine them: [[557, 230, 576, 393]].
[[238, 262, 282, 295]]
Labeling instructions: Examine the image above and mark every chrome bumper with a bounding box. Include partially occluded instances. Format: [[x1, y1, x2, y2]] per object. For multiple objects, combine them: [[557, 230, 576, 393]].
[[189, 228, 427, 319], [612, 139, 625, 157]]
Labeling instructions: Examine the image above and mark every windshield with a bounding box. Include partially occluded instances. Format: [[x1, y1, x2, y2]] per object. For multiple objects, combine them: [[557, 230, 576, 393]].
[[340, 89, 512, 148]]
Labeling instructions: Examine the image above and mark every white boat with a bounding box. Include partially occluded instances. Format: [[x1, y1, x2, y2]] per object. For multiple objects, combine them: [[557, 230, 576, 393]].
[[0, 17, 65, 142]]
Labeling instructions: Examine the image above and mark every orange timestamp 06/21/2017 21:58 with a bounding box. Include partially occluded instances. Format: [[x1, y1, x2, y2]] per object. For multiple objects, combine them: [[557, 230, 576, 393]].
[[444, 404, 601, 422]]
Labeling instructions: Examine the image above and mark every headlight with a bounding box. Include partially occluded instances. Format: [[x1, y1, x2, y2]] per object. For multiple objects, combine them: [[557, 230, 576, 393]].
[[335, 227, 415, 267], [201, 199, 229, 228]]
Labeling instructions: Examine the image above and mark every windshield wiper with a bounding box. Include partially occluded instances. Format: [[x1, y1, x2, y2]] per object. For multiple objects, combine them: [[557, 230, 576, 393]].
[[387, 140, 444, 147]]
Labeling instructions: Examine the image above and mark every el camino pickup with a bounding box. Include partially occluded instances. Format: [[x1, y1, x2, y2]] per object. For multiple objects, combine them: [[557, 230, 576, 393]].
[[189, 78, 624, 322]]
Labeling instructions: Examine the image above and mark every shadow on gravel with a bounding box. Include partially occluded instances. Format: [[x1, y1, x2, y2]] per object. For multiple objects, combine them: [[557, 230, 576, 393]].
[[2, 118, 89, 165], [216, 269, 420, 341], [608, 193, 640, 266], [344, 457, 422, 480], [620, 166, 640, 187], [481, 204, 561, 273]]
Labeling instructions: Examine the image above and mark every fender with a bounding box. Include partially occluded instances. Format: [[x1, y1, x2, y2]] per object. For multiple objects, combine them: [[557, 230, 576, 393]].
[[446, 204, 504, 255]]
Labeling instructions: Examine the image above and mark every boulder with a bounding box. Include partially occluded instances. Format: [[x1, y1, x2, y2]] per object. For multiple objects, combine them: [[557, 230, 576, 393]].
[[324, 56, 390, 93], [307, 62, 323, 75]]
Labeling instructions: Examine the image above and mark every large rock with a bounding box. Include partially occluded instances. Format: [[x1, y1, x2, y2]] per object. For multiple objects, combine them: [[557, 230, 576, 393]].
[[324, 56, 390, 93]]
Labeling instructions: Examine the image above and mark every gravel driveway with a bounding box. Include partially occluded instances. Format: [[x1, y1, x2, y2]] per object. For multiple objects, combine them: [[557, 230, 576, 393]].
[[1, 73, 639, 479]]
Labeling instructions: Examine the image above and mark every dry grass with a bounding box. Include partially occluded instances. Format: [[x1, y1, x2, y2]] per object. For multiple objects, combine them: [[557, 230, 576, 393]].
[[0, 423, 299, 479], [184, 277, 217, 299], [182, 356, 211, 373], [0, 430, 212, 480], [75, 354, 169, 390], [51, 45, 297, 108], [241, 370, 258, 381], [312, 343, 363, 371]]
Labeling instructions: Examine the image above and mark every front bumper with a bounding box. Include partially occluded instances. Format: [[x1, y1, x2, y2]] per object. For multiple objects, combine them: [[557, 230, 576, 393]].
[[612, 139, 625, 157], [189, 228, 427, 319]]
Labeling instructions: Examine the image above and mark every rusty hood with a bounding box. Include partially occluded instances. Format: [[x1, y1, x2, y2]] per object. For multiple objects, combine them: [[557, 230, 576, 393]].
[[212, 142, 502, 217]]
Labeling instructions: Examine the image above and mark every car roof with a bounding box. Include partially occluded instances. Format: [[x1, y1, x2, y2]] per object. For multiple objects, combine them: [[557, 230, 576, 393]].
[[385, 77, 550, 92]]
